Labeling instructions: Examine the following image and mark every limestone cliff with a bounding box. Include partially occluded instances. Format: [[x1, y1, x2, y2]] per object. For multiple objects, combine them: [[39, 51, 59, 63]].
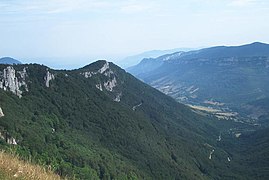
[[0, 66, 28, 98], [44, 70, 55, 88]]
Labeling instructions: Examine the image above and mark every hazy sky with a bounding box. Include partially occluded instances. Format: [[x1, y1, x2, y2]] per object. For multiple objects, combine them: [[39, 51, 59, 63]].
[[1, 0, 269, 68]]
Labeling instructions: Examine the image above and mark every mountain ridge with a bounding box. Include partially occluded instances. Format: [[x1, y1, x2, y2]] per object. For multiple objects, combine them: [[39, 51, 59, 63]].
[[177, 42, 269, 60], [128, 42, 269, 107], [128, 42, 269, 129], [116, 48, 194, 68]]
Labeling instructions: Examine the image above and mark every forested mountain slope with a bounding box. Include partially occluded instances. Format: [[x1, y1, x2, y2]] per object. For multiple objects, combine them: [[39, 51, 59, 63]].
[[0, 60, 266, 179]]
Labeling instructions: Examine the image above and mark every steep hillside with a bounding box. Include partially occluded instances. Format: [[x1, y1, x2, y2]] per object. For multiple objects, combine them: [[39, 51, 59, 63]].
[[0, 61, 256, 179], [128, 42, 269, 119], [233, 127, 269, 179], [240, 98, 269, 126]]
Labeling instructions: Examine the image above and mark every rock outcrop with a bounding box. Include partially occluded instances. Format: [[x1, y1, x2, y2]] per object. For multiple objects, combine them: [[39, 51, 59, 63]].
[[114, 93, 122, 102], [104, 77, 117, 92], [82, 61, 118, 92], [98, 61, 110, 74], [0, 66, 28, 98], [44, 70, 55, 87], [95, 83, 103, 91], [7, 137, 17, 145], [0, 131, 17, 145], [82, 61, 113, 78], [0, 107, 4, 117]]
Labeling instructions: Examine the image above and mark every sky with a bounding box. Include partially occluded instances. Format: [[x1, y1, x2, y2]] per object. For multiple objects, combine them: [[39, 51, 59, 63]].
[[0, 0, 269, 68]]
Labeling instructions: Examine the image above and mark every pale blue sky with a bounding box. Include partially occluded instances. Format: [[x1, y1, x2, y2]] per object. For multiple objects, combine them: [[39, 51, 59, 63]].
[[1, 0, 269, 68]]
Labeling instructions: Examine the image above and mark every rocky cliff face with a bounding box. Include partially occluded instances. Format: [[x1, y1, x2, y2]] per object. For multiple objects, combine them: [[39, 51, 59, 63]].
[[44, 70, 55, 88], [0, 66, 28, 98], [104, 77, 117, 92], [0, 65, 57, 97]]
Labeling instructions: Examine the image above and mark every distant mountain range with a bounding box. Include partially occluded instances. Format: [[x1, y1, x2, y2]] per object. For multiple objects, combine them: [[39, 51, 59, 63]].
[[0, 57, 22, 65], [128, 42, 269, 121], [116, 48, 194, 68]]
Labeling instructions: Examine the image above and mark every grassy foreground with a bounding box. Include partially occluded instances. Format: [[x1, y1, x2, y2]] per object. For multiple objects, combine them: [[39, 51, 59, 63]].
[[0, 151, 62, 180]]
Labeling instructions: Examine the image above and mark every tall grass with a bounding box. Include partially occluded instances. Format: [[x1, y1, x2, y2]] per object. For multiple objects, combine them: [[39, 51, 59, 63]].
[[0, 150, 63, 180]]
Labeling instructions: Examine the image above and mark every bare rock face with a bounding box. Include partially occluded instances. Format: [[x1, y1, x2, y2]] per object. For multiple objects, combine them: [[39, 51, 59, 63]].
[[81, 61, 117, 92], [95, 84, 103, 91], [44, 70, 55, 87], [0, 107, 4, 117], [98, 61, 110, 74], [104, 77, 117, 92], [82, 61, 113, 78], [7, 137, 17, 145], [83, 71, 94, 78], [0, 131, 17, 145], [114, 93, 122, 102], [0, 66, 28, 98]]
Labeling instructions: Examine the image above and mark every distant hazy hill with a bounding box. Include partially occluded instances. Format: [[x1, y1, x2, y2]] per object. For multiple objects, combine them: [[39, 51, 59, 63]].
[[117, 48, 193, 68], [0, 57, 22, 65]]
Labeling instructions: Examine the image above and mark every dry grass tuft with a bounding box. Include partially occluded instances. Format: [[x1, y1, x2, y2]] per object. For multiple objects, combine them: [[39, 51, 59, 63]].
[[0, 150, 63, 180]]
